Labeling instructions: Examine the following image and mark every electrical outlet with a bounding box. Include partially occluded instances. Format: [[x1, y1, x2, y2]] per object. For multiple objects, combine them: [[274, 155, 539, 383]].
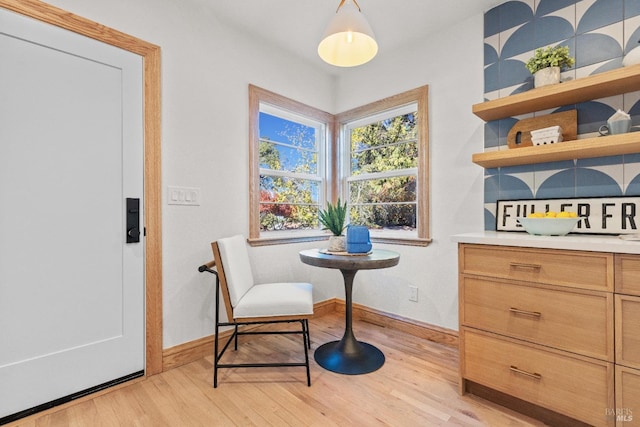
[[409, 286, 418, 302]]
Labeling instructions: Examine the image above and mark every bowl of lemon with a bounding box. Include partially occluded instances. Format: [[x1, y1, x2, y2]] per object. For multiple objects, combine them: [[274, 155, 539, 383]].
[[517, 211, 580, 236]]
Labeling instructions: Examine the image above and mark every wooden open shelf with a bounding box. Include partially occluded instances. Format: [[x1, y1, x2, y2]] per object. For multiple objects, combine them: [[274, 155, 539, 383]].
[[472, 132, 640, 168], [472, 64, 640, 122]]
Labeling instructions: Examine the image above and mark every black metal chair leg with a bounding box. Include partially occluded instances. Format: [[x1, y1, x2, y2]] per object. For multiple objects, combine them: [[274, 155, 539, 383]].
[[234, 324, 239, 351], [213, 336, 219, 388], [213, 274, 221, 388], [305, 319, 311, 349], [301, 320, 311, 386]]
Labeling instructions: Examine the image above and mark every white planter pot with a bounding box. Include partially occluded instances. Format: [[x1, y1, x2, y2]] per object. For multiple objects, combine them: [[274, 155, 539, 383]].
[[534, 66, 561, 88], [327, 235, 346, 252]]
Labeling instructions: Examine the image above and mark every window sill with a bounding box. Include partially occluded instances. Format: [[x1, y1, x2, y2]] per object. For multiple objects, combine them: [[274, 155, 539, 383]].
[[371, 236, 432, 247], [248, 230, 432, 247], [248, 231, 329, 247]]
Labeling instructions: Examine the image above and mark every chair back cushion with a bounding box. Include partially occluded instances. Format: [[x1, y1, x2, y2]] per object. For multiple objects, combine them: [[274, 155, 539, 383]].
[[216, 235, 255, 307]]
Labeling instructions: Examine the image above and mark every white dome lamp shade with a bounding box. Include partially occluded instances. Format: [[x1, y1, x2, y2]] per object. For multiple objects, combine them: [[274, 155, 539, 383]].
[[318, 0, 378, 67]]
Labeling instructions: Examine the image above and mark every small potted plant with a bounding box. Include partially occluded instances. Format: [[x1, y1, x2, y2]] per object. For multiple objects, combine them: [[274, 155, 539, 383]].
[[319, 198, 347, 252], [525, 45, 575, 88]]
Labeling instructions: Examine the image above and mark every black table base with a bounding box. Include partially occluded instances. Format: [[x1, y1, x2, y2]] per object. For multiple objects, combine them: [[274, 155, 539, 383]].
[[314, 339, 385, 375], [315, 269, 385, 375]]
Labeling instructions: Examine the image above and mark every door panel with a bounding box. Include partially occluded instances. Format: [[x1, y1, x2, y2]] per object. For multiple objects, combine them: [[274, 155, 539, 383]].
[[0, 8, 144, 418]]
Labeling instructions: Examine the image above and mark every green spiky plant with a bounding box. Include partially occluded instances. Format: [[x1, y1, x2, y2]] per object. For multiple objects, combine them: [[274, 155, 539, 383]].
[[319, 199, 347, 236]]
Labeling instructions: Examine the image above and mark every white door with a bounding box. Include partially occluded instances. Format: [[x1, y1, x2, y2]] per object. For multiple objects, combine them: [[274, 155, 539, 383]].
[[0, 8, 144, 421]]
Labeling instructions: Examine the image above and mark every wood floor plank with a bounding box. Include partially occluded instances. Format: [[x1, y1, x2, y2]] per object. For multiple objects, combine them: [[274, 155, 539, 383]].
[[7, 312, 547, 426]]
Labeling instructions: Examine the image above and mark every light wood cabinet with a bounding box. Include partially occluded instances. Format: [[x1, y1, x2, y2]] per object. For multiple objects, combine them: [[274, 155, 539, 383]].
[[459, 243, 616, 426], [616, 294, 640, 370], [463, 329, 613, 425], [470, 64, 640, 168], [460, 244, 613, 292], [615, 366, 640, 426], [613, 257, 640, 426], [461, 275, 613, 360], [615, 254, 640, 296]]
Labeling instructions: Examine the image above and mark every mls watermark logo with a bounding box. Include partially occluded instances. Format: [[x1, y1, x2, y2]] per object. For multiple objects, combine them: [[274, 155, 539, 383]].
[[605, 408, 633, 422]]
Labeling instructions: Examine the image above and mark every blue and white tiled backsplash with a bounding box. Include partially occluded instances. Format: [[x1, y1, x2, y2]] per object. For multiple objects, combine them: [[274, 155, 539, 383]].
[[483, 0, 640, 230]]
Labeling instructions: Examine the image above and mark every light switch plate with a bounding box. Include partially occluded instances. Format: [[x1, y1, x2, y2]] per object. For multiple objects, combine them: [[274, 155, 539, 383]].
[[168, 186, 201, 206]]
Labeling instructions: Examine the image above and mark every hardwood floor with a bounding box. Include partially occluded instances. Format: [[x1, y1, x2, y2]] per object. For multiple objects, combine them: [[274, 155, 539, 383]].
[[8, 313, 545, 426]]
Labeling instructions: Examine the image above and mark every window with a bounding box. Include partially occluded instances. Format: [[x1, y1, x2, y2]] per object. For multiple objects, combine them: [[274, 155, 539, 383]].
[[249, 85, 429, 246], [337, 87, 429, 245], [248, 85, 334, 245]]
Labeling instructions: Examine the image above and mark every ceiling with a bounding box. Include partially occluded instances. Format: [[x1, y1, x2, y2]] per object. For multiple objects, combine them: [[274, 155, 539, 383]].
[[197, 0, 503, 74]]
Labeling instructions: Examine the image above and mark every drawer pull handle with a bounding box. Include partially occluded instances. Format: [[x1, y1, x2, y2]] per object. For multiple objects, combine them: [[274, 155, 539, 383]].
[[509, 307, 542, 318], [509, 262, 542, 270], [510, 365, 542, 380]]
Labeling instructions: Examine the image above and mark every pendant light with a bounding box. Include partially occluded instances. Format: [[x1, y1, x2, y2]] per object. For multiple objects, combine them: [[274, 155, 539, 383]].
[[318, 0, 378, 67]]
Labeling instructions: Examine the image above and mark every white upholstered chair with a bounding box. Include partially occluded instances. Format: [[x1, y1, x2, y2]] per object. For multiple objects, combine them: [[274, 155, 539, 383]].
[[199, 235, 313, 387]]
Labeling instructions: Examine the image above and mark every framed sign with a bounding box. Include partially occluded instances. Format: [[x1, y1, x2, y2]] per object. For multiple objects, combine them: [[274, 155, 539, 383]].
[[496, 197, 640, 235]]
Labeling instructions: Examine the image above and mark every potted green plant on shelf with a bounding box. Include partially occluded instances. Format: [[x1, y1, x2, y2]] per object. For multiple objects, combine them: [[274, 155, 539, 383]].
[[319, 198, 347, 252], [525, 45, 575, 88]]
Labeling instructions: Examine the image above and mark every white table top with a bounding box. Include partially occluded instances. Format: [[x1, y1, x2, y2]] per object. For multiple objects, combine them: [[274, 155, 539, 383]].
[[452, 231, 640, 254]]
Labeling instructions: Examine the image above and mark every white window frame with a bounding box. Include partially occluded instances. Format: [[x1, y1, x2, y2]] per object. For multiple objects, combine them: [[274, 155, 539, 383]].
[[249, 85, 429, 246], [248, 85, 334, 246], [337, 86, 430, 246]]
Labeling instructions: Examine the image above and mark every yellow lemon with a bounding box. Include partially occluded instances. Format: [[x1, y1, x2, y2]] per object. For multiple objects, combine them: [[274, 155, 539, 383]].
[[527, 212, 544, 218], [557, 211, 571, 218], [545, 211, 557, 217], [569, 212, 577, 218]]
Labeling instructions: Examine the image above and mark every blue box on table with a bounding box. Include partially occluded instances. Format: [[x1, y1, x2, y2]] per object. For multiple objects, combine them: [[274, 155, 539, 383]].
[[346, 226, 372, 253]]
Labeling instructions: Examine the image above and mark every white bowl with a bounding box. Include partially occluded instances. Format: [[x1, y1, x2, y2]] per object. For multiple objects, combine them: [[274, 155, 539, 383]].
[[517, 217, 580, 236]]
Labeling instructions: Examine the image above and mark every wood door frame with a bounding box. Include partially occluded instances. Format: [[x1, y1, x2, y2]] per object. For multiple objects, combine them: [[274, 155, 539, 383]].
[[1, 0, 163, 375]]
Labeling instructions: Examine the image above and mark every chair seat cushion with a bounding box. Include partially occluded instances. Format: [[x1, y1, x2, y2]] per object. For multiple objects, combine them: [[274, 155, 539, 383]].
[[234, 282, 313, 319]]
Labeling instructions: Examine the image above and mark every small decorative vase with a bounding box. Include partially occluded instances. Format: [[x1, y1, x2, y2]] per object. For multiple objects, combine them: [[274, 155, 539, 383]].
[[534, 66, 561, 88], [327, 235, 346, 252]]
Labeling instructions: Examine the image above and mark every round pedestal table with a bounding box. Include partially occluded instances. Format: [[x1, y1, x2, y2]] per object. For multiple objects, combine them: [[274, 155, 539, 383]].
[[299, 248, 400, 375]]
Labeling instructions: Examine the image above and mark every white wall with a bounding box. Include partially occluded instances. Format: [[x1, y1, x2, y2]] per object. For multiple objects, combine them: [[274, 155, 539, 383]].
[[41, 0, 485, 348], [333, 14, 486, 330]]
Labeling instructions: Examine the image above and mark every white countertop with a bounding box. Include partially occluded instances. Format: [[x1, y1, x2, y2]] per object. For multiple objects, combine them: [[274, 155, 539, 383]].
[[452, 231, 640, 254]]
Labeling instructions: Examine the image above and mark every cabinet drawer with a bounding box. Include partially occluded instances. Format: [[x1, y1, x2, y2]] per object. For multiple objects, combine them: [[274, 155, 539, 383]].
[[615, 366, 640, 426], [461, 276, 613, 360], [616, 294, 640, 369], [462, 329, 614, 427], [459, 244, 613, 291], [615, 254, 640, 296]]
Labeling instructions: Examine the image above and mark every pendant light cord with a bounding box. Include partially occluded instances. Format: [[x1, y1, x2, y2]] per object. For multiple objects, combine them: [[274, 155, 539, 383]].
[[336, 0, 361, 13]]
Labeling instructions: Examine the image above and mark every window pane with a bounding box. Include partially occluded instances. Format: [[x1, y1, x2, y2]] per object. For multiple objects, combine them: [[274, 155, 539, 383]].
[[259, 140, 317, 174], [259, 112, 316, 150], [259, 203, 320, 231], [350, 112, 417, 175], [351, 139, 417, 175], [259, 112, 318, 174], [349, 176, 416, 204], [260, 175, 319, 204], [350, 203, 416, 230], [349, 175, 416, 230], [260, 175, 320, 231]]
